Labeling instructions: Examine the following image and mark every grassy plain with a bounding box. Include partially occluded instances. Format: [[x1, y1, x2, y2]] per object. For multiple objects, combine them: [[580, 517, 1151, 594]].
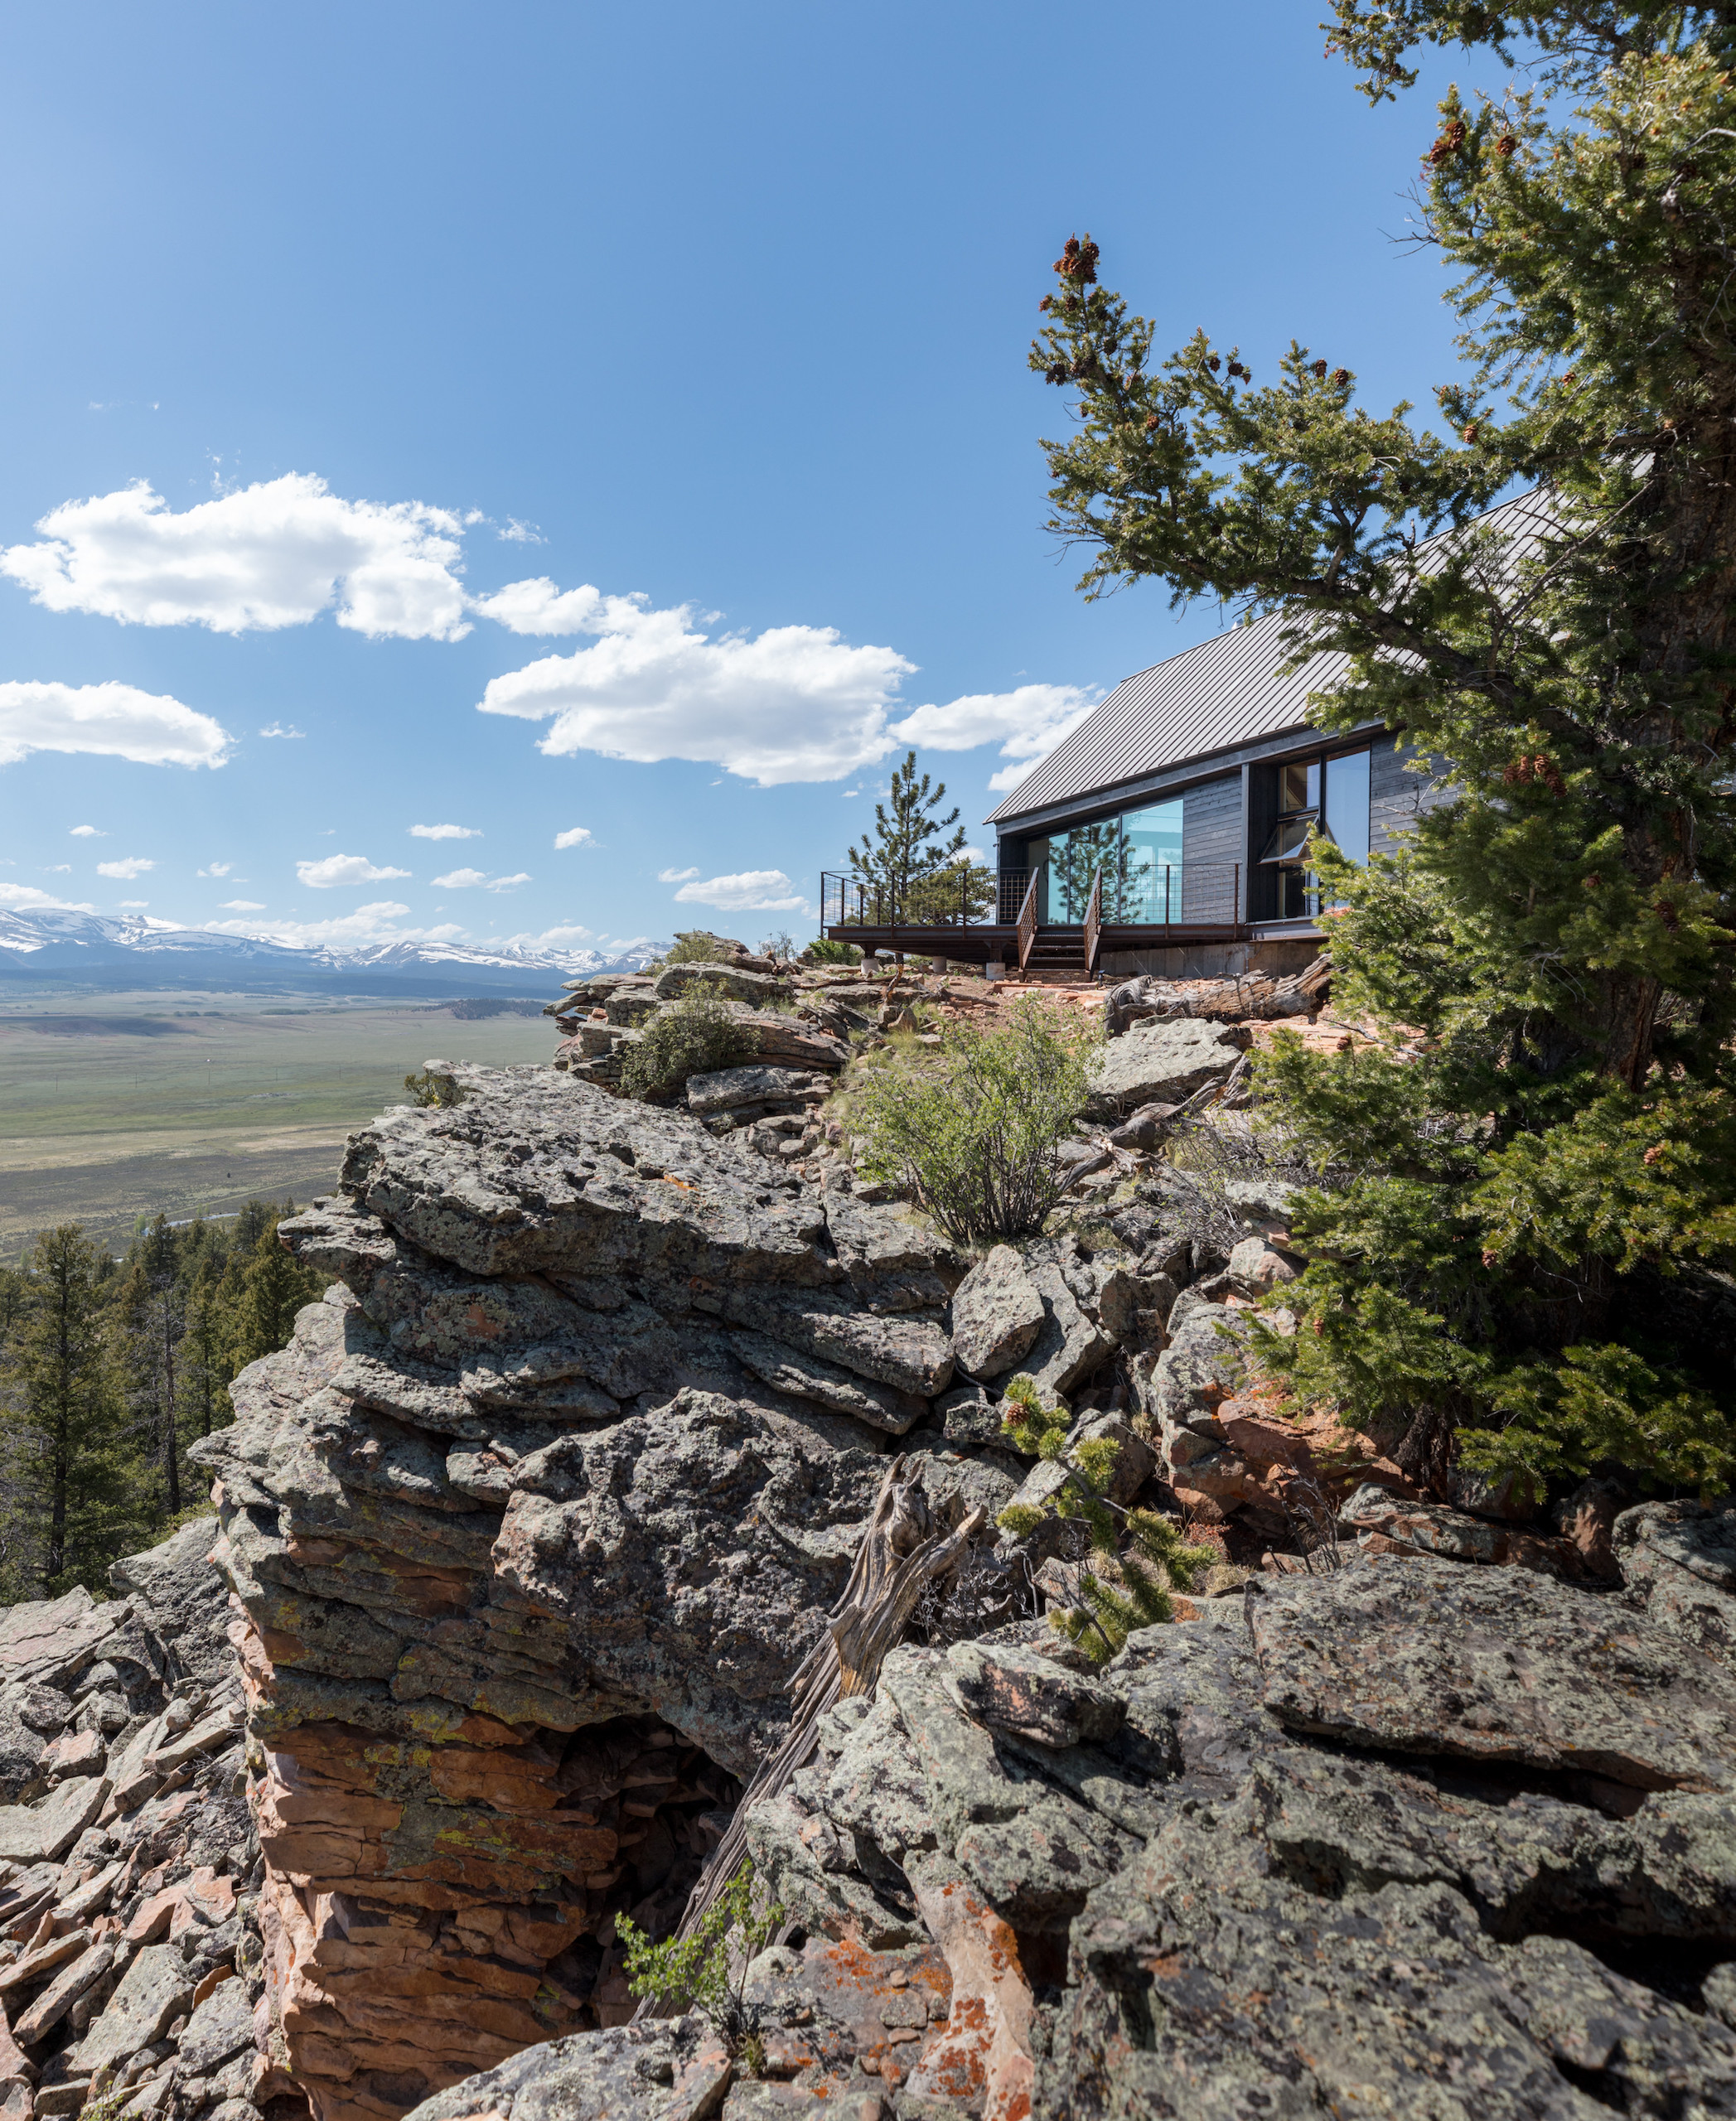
[[0, 989, 556, 1256]]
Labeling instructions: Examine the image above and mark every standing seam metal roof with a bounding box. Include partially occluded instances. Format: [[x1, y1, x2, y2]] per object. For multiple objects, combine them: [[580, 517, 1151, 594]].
[[986, 489, 1552, 827]]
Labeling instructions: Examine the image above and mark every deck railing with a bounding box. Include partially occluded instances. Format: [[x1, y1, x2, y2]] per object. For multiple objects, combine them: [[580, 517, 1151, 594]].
[[820, 862, 1243, 934], [1082, 867, 1103, 976], [1015, 867, 1041, 974]]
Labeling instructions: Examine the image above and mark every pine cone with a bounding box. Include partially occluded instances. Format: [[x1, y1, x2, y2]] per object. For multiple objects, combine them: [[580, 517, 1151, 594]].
[[1311, 359, 1328, 379], [1330, 367, 1351, 387]]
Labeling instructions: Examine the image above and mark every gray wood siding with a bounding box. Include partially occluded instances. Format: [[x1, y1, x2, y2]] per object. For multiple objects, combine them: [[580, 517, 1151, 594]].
[[1371, 735, 1451, 858], [1182, 773, 1245, 920]]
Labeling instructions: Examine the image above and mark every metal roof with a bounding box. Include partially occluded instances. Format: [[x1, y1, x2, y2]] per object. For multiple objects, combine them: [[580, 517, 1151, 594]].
[[987, 489, 1552, 828]]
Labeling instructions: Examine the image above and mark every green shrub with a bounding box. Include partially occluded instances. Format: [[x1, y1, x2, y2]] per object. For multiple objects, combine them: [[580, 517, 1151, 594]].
[[664, 929, 735, 967], [996, 1374, 1215, 1662], [804, 938, 861, 965], [853, 1002, 1098, 1243], [617, 1859, 783, 2062], [620, 988, 754, 1102], [404, 1069, 464, 1108]]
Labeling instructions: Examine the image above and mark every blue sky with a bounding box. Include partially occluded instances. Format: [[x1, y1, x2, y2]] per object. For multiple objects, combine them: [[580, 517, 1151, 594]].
[[0, 1, 1471, 959]]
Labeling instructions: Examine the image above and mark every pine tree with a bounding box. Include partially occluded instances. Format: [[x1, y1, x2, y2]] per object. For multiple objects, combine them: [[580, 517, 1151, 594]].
[[849, 751, 970, 921], [1025, 6, 1736, 1495], [227, 1205, 323, 1375], [3, 1226, 138, 1595], [994, 1375, 1215, 1661]]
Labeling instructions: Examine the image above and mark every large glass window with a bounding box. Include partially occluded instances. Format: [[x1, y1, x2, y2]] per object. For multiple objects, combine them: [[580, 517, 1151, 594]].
[[1026, 796, 1185, 922], [1259, 748, 1370, 918]]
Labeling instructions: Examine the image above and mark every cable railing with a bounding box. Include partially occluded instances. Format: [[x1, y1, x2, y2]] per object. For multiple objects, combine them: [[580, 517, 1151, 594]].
[[821, 863, 1244, 933]]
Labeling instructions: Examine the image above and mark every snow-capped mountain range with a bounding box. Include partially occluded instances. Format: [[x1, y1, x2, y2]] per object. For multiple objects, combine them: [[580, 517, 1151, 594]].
[[0, 908, 665, 998]]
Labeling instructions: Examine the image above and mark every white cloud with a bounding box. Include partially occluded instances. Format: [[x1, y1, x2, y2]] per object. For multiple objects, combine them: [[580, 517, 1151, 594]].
[[199, 862, 232, 878], [658, 866, 700, 883], [44, 864, 70, 873], [432, 866, 531, 891], [476, 585, 912, 785], [673, 868, 812, 914], [554, 826, 594, 850], [70, 824, 104, 836], [203, 901, 465, 949], [97, 857, 154, 880], [220, 898, 266, 911], [1, 474, 471, 640], [0, 680, 231, 770], [0, 882, 95, 911], [296, 853, 413, 888], [409, 823, 480, 840], [260, 722, 305, 739], [498, 519, 543, 544], [117, 898, 148, 907], [472, 577, 611, 635], [889, 683, 1100, 793]]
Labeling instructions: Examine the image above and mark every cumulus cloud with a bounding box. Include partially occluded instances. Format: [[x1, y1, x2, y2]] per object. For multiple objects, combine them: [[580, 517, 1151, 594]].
[[199, 862, 232, 878], [220, 899, 266, 911], [888, 683, 1100, 793], [672, 869, 811, 914], [117, 899, 148, 908], [498, 519, 543, 544], [0, 882, 95, 911], [70, 824, 104, 836], [0, 680, 231, 770], [554, 826, 593, 850], [1, 474, 471, 640], [658, 866, 700, 883], [97, 857, 154, 880], [296, 853, 413, 888], [433, 867, 531, 891], [260, 722, 305, 739], [409, 823, 479, 840], [476, 586, 912, 785], [43, 864, 70, 874], [203, 901, 464, 949]]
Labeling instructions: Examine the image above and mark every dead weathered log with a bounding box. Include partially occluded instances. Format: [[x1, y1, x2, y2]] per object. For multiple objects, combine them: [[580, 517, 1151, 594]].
[[633, 1457, 984, 2011]]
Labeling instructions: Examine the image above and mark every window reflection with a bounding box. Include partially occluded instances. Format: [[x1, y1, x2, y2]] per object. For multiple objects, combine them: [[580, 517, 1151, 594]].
[[1259, 748, 1371, 919]]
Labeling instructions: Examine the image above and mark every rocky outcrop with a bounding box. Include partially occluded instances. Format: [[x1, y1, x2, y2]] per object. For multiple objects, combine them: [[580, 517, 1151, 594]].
[[0, 1523, 258, 2121], [187, 1065, 1028, 2121], [389, 1551, 1736, 2119]]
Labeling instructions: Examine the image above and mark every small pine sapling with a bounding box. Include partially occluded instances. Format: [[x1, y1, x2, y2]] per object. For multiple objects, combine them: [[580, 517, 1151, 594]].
[[617, 1860, 784, 2068], [994, 1374, 1214, 1662]]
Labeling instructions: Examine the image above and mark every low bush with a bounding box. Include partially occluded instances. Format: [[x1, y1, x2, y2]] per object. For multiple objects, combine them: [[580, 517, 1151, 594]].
[[995, 1374, 1216, 1661], [617, 1859, 783, 2065], [853, 1001, 1098, 1242], [404, 1069, 464, 1108], [804, 937, 861, 965], [620, 987, 754, 1102], [663, 929, 737, 967]]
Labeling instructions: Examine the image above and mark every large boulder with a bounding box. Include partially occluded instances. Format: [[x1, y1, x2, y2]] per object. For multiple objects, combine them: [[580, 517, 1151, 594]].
[[1086, 1016, 1247, 1117], [652, 961, 793, 1007], [950, 1247, 1046, 1379]]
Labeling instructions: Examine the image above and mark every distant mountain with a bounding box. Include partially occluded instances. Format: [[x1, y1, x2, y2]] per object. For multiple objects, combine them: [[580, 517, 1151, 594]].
[[0, 909, 668, 998]]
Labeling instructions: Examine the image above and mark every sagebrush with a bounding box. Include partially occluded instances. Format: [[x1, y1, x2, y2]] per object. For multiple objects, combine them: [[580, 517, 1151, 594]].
[[853, 1002, 1098, 1243], [620, 988, 753, 1102]]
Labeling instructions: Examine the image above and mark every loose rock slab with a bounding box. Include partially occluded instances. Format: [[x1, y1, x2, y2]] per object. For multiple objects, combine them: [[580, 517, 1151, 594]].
[[1248, 1554, 1736, 1790], [950, 1247, 1045, 1379], [1086, 1017, 1245, 1117]]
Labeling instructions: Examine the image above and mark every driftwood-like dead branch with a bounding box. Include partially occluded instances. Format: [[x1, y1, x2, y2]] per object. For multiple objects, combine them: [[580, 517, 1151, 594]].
[[633, 1457, 984, 2012]]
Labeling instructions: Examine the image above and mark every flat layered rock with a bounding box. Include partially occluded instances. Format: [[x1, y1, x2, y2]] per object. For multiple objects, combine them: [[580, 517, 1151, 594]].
[[684, 1062, 827, 1115], [950, 1246, 1045, 1379], [1248, 1555, 1736, 1790], [1086, 1016, 1246, 1117], [314, 1068, 838, 1285]]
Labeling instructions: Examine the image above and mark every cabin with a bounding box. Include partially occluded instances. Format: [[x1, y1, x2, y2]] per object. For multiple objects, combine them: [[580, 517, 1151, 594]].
[[822, 603, 1446, 980]]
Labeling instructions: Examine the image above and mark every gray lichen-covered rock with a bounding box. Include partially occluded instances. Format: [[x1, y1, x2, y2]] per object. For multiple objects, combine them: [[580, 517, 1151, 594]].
[[950, 1245, 1046, 1379], [109, 1515, 229, 1688], [1086, 1016, 1247, 1117], [396, 2016, 732, 2121], [1617, 1499, 1736, 1669], [1248, 1554, 1736, 1790]]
